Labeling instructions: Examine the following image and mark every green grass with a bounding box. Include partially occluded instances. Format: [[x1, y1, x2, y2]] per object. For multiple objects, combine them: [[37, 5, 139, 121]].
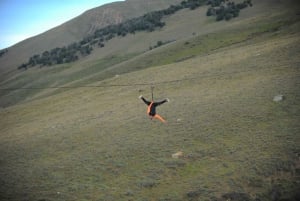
[[1, 9, 296, 107], [101, 11, 299, 76], [1, 32, 299, 200], [0, 2, 300, 201], [0, 53, 139, 106]]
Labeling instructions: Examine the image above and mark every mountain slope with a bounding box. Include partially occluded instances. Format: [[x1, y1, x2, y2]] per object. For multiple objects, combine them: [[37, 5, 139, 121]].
[[0, 0, 182, 73], [1, 18, 299, 201], [0, 0, 299, 200], [1, 0, 298, 107]]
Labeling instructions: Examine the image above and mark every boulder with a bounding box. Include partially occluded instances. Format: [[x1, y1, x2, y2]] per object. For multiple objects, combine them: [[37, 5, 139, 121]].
[[273, 95, 284, 102]]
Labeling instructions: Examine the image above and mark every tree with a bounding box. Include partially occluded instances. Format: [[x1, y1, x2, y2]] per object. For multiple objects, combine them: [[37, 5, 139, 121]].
[[206, 7, 216, 16], [232, 9, 239, 17], [98, 42, 105, 48], [225, 13, 233, 20], [18, 63, 27, 70], [0, 48, 8, 57], [18, 0, 254, 69], [157, 41, 163, 47]]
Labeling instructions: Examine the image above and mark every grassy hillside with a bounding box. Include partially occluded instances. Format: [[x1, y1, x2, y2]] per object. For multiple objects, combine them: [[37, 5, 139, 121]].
[[0, 0, 300, 200], [0, 0, 182, 74], [2, 0, 297, 107]]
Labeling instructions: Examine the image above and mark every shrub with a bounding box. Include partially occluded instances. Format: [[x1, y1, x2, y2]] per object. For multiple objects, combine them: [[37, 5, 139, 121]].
[[225, 13, 233, 20], [216, 13, 225, 21], [207, 0, 252, 21], [0, 49, 8, 57], [206, 7, 216, 16], [18, 0, 253, 69]]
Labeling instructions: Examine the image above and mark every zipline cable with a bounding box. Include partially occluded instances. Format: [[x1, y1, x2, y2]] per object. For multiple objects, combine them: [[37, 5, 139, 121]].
[[151, 85, 154, 101], [0, 76, 192, 91], [0, 62, 298, 91]]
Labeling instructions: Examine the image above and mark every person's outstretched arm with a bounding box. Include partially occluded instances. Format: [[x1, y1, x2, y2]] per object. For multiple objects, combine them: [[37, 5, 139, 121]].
[[139, 95, 151, 105]]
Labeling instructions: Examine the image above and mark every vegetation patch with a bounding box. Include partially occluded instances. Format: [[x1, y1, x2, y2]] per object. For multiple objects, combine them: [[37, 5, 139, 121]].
[[0, 48, 8, 57], [0, 1, 299, 201], [17, 0, 253, 69], [216, 192, 251, 201], [207, 0, 253, 21], [149, 40, 175, 50]]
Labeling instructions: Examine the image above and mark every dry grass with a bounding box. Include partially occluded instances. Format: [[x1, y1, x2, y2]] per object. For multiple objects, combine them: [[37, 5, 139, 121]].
[[1, 32, 299, 201], [0, 0, 183, 74], [0, 1, 300, 201]]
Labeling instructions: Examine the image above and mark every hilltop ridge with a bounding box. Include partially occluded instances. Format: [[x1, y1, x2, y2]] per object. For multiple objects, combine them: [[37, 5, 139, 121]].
[[0, 0, 181, 73], [17, 0, 254, 70], [0, 0, 299, 107]]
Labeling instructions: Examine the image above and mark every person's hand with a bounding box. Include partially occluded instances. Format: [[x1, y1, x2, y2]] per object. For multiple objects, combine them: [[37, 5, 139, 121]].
[[139, 95, 143, 99], [166, 98, 170, 102]]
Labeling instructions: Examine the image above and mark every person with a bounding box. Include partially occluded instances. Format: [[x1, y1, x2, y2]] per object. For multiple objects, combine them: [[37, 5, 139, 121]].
[[139, 95, 169, 123]]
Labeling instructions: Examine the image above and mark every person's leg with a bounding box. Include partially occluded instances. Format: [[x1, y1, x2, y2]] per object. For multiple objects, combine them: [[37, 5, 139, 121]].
[[154, 114, 166, 123], [139, 96, 151, 105], [153, 99, 169, 107]]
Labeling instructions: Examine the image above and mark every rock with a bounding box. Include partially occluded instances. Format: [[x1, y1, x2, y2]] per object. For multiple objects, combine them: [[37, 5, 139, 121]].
[[273, 95, 284, 102], [172, 151, 183, 159]]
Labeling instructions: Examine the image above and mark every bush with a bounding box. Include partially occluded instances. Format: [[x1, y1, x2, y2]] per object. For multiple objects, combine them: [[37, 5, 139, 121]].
[[225, 13, 233, 20], [207, 0, 252, 22], [157, 41, 163, 47], [138, 179, 158, 188], [18, 63, 27, 70], [0, 49, 8, 57], [206, 7, 216, 16], [216, 13, 224, 21], [18, 0, 253, 69]]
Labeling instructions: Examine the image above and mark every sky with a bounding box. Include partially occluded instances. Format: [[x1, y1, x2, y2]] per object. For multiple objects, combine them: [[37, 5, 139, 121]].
[[0, 0, 122, 49]]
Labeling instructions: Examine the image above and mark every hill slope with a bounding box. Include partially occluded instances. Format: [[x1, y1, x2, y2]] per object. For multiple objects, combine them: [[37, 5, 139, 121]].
[[0, 0, 299, 201], [0, 0, 181, 73]]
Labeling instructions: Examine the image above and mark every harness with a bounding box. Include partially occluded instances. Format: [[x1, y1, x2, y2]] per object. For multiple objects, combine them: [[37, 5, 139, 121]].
[[147, 102, 154, 116]]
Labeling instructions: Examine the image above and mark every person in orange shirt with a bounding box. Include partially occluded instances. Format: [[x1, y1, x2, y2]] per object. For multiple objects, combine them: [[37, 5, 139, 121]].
[[139, 95, 169, 123]]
